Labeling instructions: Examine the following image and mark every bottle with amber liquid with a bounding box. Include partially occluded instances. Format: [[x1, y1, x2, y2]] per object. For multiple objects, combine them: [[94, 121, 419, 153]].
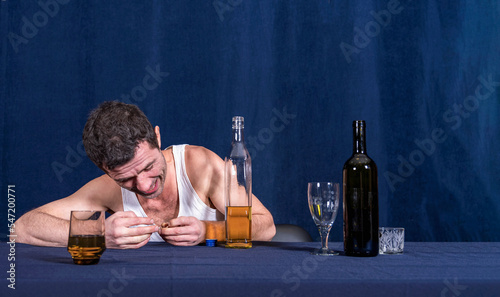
[[343, 120, 379, 257], [224, 116, 252, 248]]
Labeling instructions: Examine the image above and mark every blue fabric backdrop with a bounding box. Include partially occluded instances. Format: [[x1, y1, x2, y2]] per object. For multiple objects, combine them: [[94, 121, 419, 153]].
[[1, 0, 499, 242]]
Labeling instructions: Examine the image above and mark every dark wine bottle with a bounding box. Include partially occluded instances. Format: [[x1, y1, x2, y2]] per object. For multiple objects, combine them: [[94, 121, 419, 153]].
[[343, 120, 379, 257]]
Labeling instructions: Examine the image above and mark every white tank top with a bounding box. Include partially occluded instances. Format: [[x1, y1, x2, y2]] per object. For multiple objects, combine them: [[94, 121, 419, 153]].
[[121, 144, 224, 242]]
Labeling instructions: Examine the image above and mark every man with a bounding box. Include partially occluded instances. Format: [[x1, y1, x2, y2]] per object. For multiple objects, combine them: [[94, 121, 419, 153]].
[[13, 101, 276, 249]]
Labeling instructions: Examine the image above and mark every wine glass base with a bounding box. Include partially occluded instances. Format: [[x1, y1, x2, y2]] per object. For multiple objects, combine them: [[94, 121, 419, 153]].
[[311, 248, 339, 256]]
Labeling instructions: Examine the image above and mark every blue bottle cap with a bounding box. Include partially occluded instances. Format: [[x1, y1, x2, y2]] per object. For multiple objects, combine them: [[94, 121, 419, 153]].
[[206, 239, 217, 247]]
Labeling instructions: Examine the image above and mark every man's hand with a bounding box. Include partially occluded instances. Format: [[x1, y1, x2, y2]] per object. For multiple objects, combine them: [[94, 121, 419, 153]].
[[105, 211, 159, 249], [159, 216, 206, 246]]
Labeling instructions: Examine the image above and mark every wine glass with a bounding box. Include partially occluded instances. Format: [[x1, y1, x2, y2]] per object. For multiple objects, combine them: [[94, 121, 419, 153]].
[[308, 182, 340, 256]]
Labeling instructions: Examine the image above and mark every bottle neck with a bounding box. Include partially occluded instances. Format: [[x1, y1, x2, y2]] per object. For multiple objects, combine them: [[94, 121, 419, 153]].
[[232, 127, 244, 143], [231, 116, 245, 143], [352, 121, 366, 154]]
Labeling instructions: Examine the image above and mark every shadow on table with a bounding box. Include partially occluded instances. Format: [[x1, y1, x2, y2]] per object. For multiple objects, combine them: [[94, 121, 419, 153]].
[[254, 241, 345, 255], [24, 253, 74, 264], [19, 247, 125, 265]]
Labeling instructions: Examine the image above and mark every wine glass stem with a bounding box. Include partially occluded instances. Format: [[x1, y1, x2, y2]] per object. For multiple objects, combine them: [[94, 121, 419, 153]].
[[319, 226, 330, 250]]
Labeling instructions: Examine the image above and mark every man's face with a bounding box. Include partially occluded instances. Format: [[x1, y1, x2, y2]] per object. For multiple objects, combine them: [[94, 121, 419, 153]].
[[106, 141, 166, 199]]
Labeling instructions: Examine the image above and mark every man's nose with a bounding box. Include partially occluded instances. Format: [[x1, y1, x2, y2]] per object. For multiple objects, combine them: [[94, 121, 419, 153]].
[[136, 174, 151, 192]]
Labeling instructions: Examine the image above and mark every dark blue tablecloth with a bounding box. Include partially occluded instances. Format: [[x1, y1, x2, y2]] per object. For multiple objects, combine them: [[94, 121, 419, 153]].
[[1, 241, 500, 297]]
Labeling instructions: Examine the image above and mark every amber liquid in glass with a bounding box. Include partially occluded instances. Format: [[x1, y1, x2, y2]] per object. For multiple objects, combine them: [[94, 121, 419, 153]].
[[225, 206, 252, 248], [67, 235, 106, 265]]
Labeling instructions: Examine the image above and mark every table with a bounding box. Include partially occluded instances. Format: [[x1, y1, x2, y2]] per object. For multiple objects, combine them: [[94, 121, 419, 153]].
[[2, 241, 500, 297]]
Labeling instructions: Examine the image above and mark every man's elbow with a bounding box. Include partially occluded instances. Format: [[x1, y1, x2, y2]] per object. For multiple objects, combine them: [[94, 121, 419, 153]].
[[255, 216, 276, 241], [263, 223, 277, 241], [10, 210, 55, 246], [10, 216, 28, 244]]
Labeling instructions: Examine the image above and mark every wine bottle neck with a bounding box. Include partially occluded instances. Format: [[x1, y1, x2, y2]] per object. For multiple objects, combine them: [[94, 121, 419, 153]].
[[353, 121, 366, 154]]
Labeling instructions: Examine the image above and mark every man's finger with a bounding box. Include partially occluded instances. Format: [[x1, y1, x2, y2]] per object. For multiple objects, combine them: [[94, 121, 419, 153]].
[[124, 224, 159, 236], [119, 237, 151, 249], [116, 233, 151, 245], [161, 225, 194, 237], [164, 234, 198, 245], [168, 216, 194, 227], [119, 217, 156, 228]]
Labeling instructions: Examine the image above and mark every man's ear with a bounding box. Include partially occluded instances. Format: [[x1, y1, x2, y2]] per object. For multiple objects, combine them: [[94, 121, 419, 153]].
[[155, 126, 161, 149]]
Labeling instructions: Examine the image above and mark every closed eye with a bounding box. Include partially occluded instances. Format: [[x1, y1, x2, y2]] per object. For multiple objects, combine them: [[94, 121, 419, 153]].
[[143, 160, 155, 172], [116, 177, 131, 184]]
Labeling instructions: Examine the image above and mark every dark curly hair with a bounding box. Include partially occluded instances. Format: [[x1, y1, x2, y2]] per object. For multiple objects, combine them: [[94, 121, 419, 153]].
[[82, 101, 159, 171]]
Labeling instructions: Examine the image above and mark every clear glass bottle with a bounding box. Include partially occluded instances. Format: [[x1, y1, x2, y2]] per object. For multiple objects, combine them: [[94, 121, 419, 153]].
[[224, 116, 252, 248], [343, 120, 379, 257]]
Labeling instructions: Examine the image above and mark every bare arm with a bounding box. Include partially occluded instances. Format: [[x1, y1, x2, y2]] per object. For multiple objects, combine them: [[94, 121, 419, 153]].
[[12, 209, 73, 247], [11, 176, 116, 246], [11, 175, 158, 248]]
